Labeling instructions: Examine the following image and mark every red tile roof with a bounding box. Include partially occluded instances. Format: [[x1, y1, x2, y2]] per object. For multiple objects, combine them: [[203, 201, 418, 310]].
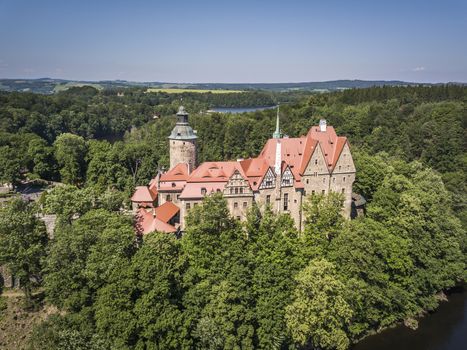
[[136, 208, 178, 234], [135, 122, 350, 234], [131, 186, 157, 202], [154, 201, 180, 223], [188, 161, 247, 182], [160, 163, 189, 181], [180, 182, 226, 199]]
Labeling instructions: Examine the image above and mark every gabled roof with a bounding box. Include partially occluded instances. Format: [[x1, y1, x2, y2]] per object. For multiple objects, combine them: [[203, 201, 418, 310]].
[[160, 163, 189, 181], [180, 182, 226, 199], [131, 186, 157, 202], [188, 161, 247, 183], [306, 126, 347, 169], [136, 208, 177, 234], [155, 201, 180, 223]]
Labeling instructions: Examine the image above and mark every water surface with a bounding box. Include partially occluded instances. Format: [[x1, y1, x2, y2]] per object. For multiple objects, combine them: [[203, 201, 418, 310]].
[[208, 106, 276, 114], [353, 287, 466, 350]]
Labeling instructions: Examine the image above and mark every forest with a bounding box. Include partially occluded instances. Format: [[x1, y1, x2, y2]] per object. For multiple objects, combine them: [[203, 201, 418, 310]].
[[0, 85, 466, 349]]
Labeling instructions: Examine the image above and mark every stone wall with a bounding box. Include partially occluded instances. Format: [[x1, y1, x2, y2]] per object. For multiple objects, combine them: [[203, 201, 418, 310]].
[[169, 139, 197, 171]]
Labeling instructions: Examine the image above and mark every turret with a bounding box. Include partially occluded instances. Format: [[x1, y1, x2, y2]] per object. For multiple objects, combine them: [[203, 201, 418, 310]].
[[168, 106, 197, 172]]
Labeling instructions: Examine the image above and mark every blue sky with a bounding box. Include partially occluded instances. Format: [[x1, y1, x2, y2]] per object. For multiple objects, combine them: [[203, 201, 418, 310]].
[[0, 0, 466, 82]]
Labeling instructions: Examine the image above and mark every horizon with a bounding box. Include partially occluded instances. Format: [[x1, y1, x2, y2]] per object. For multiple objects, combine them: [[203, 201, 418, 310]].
[[1, 0, 467, 83], [2, 77, 467, 85]]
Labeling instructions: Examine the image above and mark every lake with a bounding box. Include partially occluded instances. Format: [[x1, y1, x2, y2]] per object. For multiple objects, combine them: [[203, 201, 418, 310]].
[[208, 106, 277, 114], [353, 286, 467, 350]]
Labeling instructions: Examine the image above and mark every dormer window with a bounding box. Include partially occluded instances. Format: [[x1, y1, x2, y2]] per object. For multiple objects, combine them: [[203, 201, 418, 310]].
[[201, 187, 207, 195]]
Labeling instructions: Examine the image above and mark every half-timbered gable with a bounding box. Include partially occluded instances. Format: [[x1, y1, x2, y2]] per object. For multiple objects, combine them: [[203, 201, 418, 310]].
[[259, 167, 276, 189]]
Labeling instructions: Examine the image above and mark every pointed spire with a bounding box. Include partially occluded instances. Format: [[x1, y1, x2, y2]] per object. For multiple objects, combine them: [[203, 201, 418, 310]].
[[273, 104, 281, 139]]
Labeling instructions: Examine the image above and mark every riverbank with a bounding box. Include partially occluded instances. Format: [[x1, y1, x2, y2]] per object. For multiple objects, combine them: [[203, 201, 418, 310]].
[[353, 285, 467, 350]]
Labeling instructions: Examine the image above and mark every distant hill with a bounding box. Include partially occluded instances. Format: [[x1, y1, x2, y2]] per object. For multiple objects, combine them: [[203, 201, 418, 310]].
[[0, 78, 464, 94]]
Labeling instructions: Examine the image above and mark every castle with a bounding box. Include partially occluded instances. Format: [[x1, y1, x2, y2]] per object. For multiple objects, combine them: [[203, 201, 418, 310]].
[[131, 106, 356, 234]]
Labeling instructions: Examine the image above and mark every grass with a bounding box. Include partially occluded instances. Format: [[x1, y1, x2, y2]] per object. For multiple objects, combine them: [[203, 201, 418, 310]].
[[147, 88, 244, 94]]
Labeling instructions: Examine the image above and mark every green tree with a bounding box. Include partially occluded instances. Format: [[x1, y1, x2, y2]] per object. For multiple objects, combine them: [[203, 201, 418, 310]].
[[27, 138, 58, 180], [0, 145, 21, 188], [54, 133, 87, 185], [302, 192, 345, 257], [182, 194, 255, 349], [247, 206, 301, 349], [0, 199, 48, 306], [44, 209, 133, 311], [285, 258, 353, 350]]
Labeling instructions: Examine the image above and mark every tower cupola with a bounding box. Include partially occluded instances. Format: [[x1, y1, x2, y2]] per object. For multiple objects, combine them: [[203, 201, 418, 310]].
[[168, 106, 198, 172]]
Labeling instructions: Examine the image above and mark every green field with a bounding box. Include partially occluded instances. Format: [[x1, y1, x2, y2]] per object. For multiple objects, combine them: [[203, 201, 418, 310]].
[[53, 82, 104, 93], [147, 88, 244, 94]]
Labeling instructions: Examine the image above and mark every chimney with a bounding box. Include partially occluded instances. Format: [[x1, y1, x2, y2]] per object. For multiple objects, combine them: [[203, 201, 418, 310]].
[[319, 119, 327, 132]]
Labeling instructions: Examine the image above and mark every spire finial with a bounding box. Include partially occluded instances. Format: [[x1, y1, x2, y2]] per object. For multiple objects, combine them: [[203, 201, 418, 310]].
[[273, 104, 281, 139]]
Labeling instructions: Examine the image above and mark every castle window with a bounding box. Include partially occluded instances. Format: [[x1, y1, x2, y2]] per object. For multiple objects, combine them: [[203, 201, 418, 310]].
[[183, 141, 185, 145], [186, 203, 191, 210], [343, 177, 346, 182], [342, 188, 345, 194], [323, 178, 325, 184], [240, 187, 243, 194], [230, 188, 233, 194], [315, 159, 318, 165], [216, 189, 221, 193], [306, 179, 309, 184], [266, 180, 273, 187], [266, 195, 271, 204], [339, 165, 341, 171], [172, 182, 176, 187], [235, 188, 239, 194], [234, 202, 238, 208], [322, 190, 325, 195], [312, 190, 315, 195], [166, 195, 171, 202], [243, 202, 247, 208], [201, 187, 207, 195], [176, 194, 180, 200], [283, 193, 288, 211]]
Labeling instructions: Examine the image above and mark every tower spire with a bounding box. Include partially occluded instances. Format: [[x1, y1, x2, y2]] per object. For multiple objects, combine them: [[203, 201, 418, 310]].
[[273, 104, 281, 139]]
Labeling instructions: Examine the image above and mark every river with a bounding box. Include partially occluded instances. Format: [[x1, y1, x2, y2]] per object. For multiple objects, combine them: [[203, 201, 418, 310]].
[[353, 286, 466, 350], [208, 106, 276, 114]]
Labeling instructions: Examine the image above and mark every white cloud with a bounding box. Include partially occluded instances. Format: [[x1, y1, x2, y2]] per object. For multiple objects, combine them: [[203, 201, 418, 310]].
[[412, 66, 426, 72]]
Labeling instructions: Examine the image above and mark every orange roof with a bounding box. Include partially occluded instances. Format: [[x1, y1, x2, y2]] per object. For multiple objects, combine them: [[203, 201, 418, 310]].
[[136, 208, 177, 234], [188, 161, 247, 182], [137, 122, 349, 202], [131, 186, 157, 202], [180, 182, 226, 199], [154, 201, 180, 223], [307, 126, 347, 169], [160, 163, 189, 181]]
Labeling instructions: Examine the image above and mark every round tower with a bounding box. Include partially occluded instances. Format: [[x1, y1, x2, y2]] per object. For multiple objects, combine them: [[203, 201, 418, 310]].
[[168, 106, 197, 172]]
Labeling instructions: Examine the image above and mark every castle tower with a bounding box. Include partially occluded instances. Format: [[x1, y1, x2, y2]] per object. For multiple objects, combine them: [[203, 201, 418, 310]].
[[169, 106, 197, 172]]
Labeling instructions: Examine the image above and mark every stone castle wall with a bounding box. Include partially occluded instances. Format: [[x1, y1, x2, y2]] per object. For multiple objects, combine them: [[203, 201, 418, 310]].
[[170, 139, 197, 171]]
